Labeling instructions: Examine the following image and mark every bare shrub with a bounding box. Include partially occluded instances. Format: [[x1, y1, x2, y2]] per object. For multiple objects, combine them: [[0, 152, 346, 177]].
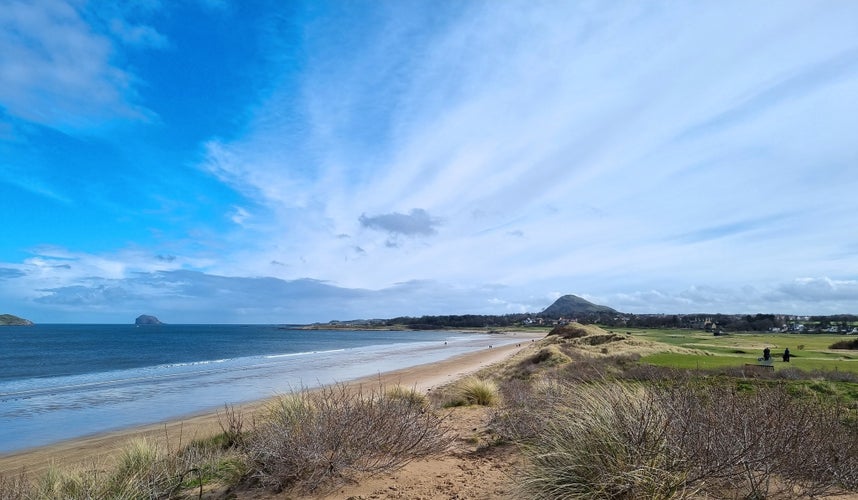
[[555, 353, 615, 382], [246, 383, 453, 494], [0, 471, 30, 500], [771, 367, 806, 380], [547, 323, 593, 338], [216, 404, 245, 448], [619, 362, 681, 382], [529, 345, 572, 367], [492, 377, 574, 441], [665, 383, 858, 498], [506, 378, 858, 499], [808, 369, 858, 383]]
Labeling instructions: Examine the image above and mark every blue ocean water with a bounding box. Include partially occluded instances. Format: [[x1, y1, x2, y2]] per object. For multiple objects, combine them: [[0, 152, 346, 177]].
[[0, 324, 515, 454]]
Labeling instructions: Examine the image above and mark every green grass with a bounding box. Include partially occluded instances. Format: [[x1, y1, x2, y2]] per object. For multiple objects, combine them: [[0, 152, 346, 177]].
[[626, 328, 858, 374]]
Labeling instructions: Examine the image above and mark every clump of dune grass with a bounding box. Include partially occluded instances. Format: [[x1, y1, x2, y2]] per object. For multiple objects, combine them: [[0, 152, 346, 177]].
[[385, 384, 429, 407], [506, 377, 858, 500], [451, 376, 500, 407], [246, 383, 452, 494], [3, 435, 245, 500], [108, 438, 165, 494], [263, 391, 317, 428], [32, 465, 98, 499], [516, 382, 688, 500]]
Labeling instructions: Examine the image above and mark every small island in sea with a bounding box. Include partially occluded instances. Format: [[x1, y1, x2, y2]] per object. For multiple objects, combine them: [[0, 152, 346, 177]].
[[135, 314, 163, 326], [0, 314, 33, 326]]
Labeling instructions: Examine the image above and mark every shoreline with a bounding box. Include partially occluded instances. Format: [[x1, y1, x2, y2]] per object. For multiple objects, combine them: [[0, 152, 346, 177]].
[[0, 331, 542, 475]]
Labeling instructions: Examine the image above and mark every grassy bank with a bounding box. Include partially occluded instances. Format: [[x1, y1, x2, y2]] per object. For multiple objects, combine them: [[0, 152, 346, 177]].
[[628, 327, 858, 374]]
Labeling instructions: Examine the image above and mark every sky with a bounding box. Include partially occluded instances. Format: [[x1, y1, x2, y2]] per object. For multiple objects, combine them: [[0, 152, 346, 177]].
[[1, 0, 857, 324]]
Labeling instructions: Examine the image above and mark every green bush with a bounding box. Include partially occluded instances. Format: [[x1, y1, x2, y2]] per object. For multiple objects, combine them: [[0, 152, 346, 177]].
[[830, 338, 858, 350]]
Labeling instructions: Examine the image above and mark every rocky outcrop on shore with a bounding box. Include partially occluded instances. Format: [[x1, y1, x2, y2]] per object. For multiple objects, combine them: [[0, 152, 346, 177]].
[[0, 314, 33, 326]]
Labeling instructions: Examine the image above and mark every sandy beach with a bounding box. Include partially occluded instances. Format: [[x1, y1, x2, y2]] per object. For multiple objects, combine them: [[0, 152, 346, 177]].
[[0, 331, 541, 476]]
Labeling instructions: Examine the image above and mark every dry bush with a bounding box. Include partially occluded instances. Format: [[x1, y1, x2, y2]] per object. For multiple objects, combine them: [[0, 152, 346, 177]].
[[0, 471, 30, 500], [547, 323, 599, 338], [546, 351, 648, 383], [491, 377, 574, 441], [665, 383, 858, 498], [506, 378, 858, 500], [619, 362, 681, 382], [216, 403, 246, 449], [245, 383, 453, 494], [529, 345, 573, 368]]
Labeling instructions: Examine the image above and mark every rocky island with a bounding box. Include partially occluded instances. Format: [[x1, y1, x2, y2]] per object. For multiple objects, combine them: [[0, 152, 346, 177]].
[[0, 314, 34, 326], [135, 314, 164, 326]]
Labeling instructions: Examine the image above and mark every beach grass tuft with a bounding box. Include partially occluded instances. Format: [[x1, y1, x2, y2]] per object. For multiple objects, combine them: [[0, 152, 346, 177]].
[[454, 376, 500, 406], [385, 384, 430, 407]]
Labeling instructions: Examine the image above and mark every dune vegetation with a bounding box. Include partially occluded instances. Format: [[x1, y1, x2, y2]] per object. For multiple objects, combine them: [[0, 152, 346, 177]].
[[2, 324, 857, 499]]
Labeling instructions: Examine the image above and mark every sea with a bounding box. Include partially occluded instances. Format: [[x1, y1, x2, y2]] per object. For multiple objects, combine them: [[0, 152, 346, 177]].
[[0, 324, 517, 454]]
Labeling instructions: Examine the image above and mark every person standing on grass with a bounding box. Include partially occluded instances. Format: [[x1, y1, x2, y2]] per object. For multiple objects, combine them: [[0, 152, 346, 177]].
[[763, 347, 771, 361], [783, 348, 791, 362]]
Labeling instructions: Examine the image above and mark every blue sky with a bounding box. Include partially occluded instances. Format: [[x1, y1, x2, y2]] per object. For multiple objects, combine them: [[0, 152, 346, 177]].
[[1, 0, 857, 323]]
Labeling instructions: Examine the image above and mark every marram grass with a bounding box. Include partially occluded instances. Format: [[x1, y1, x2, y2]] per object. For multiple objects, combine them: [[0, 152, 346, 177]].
[[455, 376, 500, 406]]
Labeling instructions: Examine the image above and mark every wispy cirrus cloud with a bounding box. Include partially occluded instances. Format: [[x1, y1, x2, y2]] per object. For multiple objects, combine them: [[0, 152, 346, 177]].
[[2, 1, 858, 322], [0, 0, 163, 131], [0, 267, 25, 279]]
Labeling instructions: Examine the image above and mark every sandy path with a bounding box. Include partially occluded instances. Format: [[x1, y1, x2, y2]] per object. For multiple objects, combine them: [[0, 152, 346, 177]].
[[0, 332, 541, 475]]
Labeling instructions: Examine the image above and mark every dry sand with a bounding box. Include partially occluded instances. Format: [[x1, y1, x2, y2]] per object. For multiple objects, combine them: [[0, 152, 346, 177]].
[[0, 331, 543, 476]]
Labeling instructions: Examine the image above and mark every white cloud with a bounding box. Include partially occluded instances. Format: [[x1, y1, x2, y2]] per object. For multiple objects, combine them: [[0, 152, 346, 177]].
[[4, 2, 857, 322], [194, 1, 854, 319], [108, 18, 168, 49], [230, 206, 250, 226], [0, 0, 157, 131]]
